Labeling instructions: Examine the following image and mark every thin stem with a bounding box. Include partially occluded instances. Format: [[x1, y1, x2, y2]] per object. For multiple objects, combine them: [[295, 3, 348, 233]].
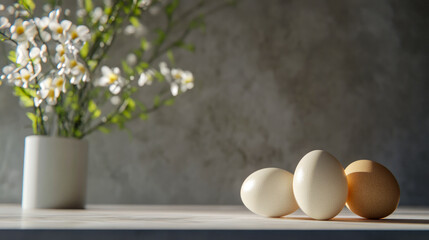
[[0, 31, 18, 45]]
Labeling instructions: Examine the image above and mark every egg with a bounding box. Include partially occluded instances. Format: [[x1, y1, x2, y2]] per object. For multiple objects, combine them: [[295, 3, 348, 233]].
[[240, 168, 298, 217], [345, 160, 400, 219], [293, 150, 348, 220]]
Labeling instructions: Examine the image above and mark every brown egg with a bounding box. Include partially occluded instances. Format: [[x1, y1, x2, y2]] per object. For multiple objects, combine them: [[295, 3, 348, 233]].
[[345, 160, 400, 219]]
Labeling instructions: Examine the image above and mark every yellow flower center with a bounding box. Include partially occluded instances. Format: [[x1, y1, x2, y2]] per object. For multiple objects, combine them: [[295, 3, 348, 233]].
[[71, 31, 79, 40], [184, 78, 193, 84], [22, 73, 31, 81], [56, 77, 64, 87], [56, 26, 63, 34], [16, 25, 25, 35], [70, 60, 77, 68], [173, 73, 181, 79], [60, 55, 65, 63], [108, 74, 118, 84], [48, 89, 55, 99], [78, 64, 86, 73]]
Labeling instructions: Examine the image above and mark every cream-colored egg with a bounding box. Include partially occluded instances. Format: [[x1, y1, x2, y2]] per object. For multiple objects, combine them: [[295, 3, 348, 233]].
[[345, 160, 400, 219], [240, 168, 298, 217], [293, 150, 348, 220]]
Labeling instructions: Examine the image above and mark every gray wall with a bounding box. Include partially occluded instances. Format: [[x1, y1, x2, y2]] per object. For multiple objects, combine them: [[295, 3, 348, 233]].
[[0, 0, 428, 205]]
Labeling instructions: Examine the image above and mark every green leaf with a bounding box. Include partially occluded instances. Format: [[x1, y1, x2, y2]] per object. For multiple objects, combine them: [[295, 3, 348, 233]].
[[129, 16, 140, 27], [8, 50, 16, 63], [14, 87, 35, 108], [178, 42, 195, 52], [189, 14, 205, 32], [19, 0, 36, 12], [84, 0, 93, 12], [154, 71, 164, 82], [74, 130, 83, 138], [92, 109, 101, 119], [139, 113, 148, 120], [164, 98, 175, 106], [80, 42, 89, 59], [88, 100, 97, 112], [26, 112, 38, 134], [122, 110, 132, 119], [26, 112, 37, 121], [173, 41, 196, 52], [126, 98, 136, 111], [121, 60, 134, 76], [153, 95, 161, 107], [167, 50, 175, 65], [155, 29, 166, 46], [87, 60, 97, 70], [98, 126, 111, 134], [140, 38, 149, 51], [136, 101, 146, 111], [165, 0, 179, 19]]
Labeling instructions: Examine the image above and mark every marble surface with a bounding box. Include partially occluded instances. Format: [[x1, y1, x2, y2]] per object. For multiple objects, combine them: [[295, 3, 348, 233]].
[[1, 0, 429, 206], [0, 204, 428, 230]]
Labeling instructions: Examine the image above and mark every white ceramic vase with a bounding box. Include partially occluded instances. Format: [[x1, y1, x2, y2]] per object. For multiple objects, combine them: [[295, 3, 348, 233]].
[[22, 135, 88, 209]]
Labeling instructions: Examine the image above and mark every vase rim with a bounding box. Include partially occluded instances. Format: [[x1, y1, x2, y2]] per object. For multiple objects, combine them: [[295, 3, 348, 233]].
[[25, 135, 88, 143]]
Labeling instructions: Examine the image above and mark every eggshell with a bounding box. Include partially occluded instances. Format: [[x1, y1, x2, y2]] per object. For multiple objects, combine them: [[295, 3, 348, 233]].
[[240, 168, 298, 217], [293, 150, 348, 220], [345, 160, 400, 219]]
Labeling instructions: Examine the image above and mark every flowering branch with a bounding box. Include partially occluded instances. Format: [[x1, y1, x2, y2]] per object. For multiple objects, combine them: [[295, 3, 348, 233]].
[[0, 0, 235, 138]]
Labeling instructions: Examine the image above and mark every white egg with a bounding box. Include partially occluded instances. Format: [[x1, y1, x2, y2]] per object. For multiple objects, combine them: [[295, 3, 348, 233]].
[[293, 150, 348, 220], [240, 168, 298, 217]]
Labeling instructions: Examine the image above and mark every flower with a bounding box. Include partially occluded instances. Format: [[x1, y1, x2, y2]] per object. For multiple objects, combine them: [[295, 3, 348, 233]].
[[158, 62, 194, 96], [65, 58, 88, 85], [10, 19, 37, 43], [54, 44, 69, 69], [0, 17, 10, 29], [49, 19, 72, 42], [11, 67, 34, 88], [98, 66, 124, 94], [30, 45, 48, 63], [67, 25, 90, 44], [178, 70, 194, 92], [138, 70, 155, 87], [37, 77, 61, 105], [0, 64, 15, 80], [47, 9, 72, 42], [34, 17, 51, 42], [16, 43, 30, 65]]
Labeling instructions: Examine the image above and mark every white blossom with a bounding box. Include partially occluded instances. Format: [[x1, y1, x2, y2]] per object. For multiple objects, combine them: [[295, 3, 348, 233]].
[[138, 70, 154, 87], [65, 58, 88, 85], [37, 77, 61, 105], [34, 17, 51, 42], [6, 6, 15, 15], [76, 9, 86, 18], [124, 25, 136, 35], [30, 45, 48, 63], [16, 43, 30, 66], [49, 19, 72, 42], [91, 7, 104, 23], [98, 66, 124, 94], [159, 62, 194, 96], [126, 53, 137, 66], [110, 95, 121, 105], [68, 25, 90, 44], [0, 17, 10, 29], [10, 19, 37, 43]]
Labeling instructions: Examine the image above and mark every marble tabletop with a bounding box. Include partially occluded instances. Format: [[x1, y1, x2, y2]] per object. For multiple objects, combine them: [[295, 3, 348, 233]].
[[0, 204, 428, 239]]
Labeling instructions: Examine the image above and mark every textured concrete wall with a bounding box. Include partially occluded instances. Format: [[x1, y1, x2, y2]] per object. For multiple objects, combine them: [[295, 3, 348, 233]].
[[0, 0, 428, 205]]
